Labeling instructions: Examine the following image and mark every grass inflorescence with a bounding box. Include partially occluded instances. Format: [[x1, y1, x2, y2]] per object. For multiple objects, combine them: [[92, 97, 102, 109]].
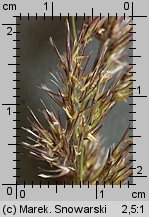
[[23, 16, 133, 185]]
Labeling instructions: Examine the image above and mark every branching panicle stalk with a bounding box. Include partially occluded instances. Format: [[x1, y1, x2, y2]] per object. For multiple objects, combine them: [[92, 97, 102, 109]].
[[23, 16, 133, 184]]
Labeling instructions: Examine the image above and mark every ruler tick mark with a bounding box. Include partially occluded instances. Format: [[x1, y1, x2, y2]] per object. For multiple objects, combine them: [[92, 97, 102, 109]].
[[100, 13, 101, 20], [52, 2, 53, 20], [84, 13, 86, 20], [75, 13, 77, 20], [116, 13, 117, 20], [92, 8, 93, 20], [80, 181, 81, 188], [56, 181, 57, 193], [96, 181, 98, 199]]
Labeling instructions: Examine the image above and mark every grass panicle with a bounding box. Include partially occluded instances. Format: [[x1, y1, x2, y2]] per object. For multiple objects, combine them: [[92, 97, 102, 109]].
[[23, 16, 133, 184]]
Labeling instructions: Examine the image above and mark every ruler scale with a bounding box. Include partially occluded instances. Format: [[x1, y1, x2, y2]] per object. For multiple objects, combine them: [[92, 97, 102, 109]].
[[0, 0, 148, 216]]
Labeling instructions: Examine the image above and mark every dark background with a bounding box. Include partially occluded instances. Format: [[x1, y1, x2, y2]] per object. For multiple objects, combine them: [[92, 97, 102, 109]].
[[16, 17, 132, 184]]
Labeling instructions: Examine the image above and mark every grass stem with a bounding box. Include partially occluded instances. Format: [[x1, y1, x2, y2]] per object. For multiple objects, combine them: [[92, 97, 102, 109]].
[[71, 16, 77, 42]]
